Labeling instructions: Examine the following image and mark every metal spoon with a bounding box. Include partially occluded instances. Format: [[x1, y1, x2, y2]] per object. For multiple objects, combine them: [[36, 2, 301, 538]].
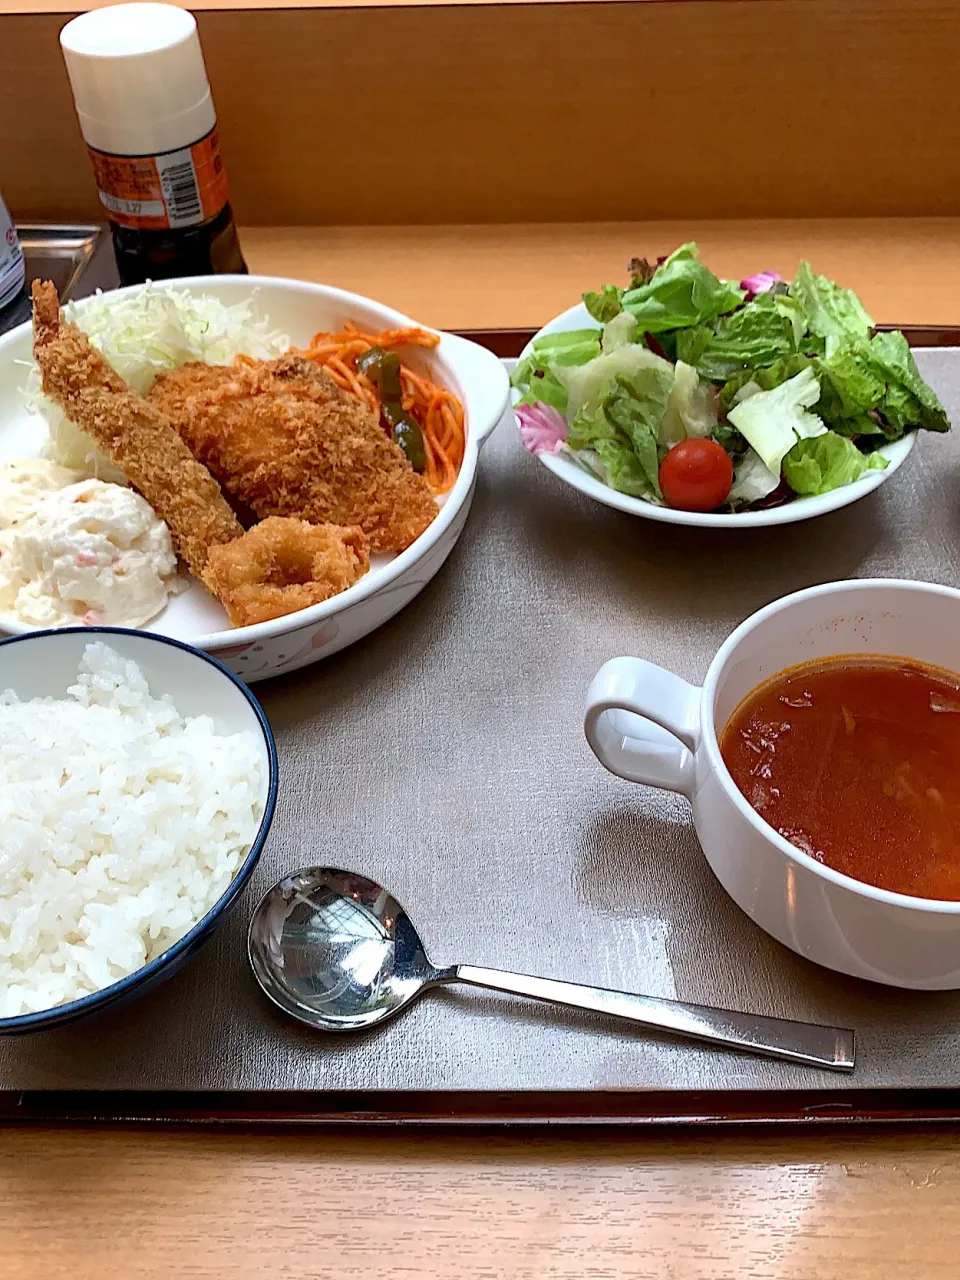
[[247, 867, 855, 1072]]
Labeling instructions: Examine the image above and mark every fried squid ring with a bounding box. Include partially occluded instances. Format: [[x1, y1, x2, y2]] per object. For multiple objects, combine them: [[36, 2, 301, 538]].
[[202, 517, 369, 627]]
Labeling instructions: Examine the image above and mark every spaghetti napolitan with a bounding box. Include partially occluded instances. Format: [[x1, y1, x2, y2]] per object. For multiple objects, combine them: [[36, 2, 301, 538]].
[[300, 322, 466, 495]]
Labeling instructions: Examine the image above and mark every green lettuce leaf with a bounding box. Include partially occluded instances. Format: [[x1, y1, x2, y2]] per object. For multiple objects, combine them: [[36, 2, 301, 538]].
[[782, 432, 888, 496], [529, 329, 603, 366], [714, 326, 949, 441], [789, 261, 873, 349], [590, 440, 655, 498], [829, 411, 886, 438], [510, 329, 603, 392], [810, 332, 948, 437], [583, 284, 624, 324], [619, 242, 744, 334], [557, 343, 674, 419], [867, 331, 950, 433], [510, 328, 604, 411], [674, 324, 712, 367], [604, 373, 671, 495], [727, 366, 826, 474], [680, 293, 809, 382], [568, 404, 618, 451], [659, 361, 717, 447], [663, 243, 697, 268], [727, 448, 781, 505], [879, 383, 919, 434], [816, 347, 886, 424], [567, 367, 674, 497], [601, 311, 639, 352], [718, 354, 815, 414], [512, 366, 569, 412]]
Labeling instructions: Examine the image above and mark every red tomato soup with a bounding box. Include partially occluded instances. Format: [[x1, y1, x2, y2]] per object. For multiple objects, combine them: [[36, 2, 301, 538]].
[[719, 657, 960, 900]]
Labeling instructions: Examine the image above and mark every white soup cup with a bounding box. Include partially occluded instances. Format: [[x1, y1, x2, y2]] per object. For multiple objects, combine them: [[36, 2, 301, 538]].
[[584, 579, 960, 990]]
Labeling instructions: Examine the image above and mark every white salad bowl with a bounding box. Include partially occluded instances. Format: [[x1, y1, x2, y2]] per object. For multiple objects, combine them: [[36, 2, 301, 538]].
[[584, 579, 960, 990], [0, 276, 510, 681], [516, 302, 915, 529]]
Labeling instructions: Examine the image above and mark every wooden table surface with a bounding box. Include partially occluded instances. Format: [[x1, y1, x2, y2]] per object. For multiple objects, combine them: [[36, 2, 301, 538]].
[[5, 218, 960, 1278], [2, 1126, 960, 1277]]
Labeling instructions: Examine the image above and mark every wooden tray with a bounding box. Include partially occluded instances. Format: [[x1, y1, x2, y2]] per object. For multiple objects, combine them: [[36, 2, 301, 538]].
[[4, 320, 960, 1127]]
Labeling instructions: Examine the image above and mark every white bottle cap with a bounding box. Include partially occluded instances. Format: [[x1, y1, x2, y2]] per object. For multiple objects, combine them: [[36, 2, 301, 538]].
[[60, 4, 216, 157]]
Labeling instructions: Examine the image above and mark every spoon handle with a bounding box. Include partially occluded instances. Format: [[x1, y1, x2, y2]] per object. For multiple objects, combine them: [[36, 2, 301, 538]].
[[452, 966, 855, 1072]]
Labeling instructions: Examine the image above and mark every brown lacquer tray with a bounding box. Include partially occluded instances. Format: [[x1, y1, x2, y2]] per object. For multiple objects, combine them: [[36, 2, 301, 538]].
[[3, 264, 960, 1125]]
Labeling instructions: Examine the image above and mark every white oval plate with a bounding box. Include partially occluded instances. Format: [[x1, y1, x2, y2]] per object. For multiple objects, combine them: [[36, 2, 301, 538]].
[[514, 301, 916, 529], [0, 276, 509, 681]]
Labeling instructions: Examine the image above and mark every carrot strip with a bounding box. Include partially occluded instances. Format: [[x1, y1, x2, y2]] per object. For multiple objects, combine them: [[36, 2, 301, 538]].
[[298, 323, 466, 495]]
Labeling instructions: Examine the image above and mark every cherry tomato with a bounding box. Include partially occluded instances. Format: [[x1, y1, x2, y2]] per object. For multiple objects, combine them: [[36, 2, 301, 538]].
[[658, 438, 733, 512]]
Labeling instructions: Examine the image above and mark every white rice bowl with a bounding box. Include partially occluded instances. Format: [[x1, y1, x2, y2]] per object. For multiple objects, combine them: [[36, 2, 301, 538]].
[[0, 641, 265, 1017]]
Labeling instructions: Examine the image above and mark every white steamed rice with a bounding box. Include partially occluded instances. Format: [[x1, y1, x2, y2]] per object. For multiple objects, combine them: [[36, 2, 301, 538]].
[[0, 642, 264, 1017]]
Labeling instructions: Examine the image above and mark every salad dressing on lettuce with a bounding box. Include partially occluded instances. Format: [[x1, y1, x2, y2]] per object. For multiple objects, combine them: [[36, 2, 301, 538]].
[[513, 244, 950, 513]]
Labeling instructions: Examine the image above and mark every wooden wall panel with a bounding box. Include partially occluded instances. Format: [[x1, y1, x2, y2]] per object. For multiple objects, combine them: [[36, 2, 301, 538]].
[[5, 0, 619, 12], [2, 1, 959, 226]]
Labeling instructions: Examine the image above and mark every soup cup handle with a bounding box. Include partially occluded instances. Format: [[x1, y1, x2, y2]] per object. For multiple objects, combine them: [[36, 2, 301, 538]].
[[584, 658, 701, 798]]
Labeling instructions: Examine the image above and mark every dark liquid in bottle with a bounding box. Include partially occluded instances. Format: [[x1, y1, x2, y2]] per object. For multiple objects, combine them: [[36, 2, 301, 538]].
[[110, 201, 247, 284]]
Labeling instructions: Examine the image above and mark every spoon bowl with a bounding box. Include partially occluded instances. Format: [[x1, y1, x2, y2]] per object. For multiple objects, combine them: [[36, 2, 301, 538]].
[[248, 867, 451, 1031]]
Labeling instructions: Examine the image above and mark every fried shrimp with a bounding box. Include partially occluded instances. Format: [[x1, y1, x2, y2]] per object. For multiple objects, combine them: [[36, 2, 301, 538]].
[[201, 516, 369, 627], [30, 281, 243, 577], [147, 355, 438, 552]]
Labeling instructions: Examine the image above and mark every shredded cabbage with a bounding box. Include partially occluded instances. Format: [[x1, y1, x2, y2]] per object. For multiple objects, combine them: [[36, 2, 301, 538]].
[[26, 284, 289, 480], [61, 284, 289, 393], [44, 416, 129, 485]]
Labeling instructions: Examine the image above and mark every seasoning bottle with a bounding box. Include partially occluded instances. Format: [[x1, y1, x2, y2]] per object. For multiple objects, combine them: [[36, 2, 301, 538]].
[[0, 194, 26, 313], [59, 3, 247, 285]]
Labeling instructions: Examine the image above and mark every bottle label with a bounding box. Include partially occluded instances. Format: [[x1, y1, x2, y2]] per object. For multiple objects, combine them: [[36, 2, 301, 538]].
[[0, 195, 25, 310], [87, 127, 230, 231]]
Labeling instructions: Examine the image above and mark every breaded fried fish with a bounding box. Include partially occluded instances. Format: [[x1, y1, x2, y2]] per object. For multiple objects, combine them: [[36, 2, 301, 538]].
[[31, 281, 243, 577], [148, 355, 438, 552]]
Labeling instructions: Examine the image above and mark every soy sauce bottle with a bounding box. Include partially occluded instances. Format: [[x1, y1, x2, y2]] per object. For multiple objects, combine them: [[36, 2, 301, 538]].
[[60, 4, 247, 285]]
